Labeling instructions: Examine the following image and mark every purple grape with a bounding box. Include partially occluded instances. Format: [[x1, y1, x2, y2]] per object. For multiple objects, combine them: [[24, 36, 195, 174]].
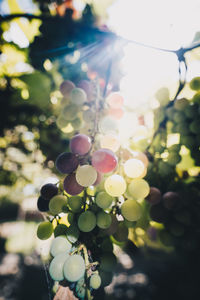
[[91, 149, 118, 173], [163, 191, 180, 210], [70, 134, 91, 156], [55, 152, 79, 174], [77, 80, 93, 101], [40, 183, 58, 200], [63, 173, 84, 195], [145, 187, 161, 205], [150, 203, 167, 223], [37, 196, 49, 212], [60, 80, 75, 97]]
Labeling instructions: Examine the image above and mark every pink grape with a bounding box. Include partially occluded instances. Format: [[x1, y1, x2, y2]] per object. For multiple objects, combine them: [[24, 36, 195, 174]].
[[64, 173, 84, 195], [93, 172, 103, 186], [60, 80, 75, 97], [56, 152, 79, 174], [107, 92, 124, 108], [91, 149, 118, 173], [108, 107, 124, 120], [70, 134, 92, 156]]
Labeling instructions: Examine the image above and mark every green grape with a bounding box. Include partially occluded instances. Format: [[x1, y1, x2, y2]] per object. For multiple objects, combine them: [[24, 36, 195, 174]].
[[124, 158, 145, 179], [96, 211, 112, 229], [167, 152, 181, 166], [76, 277, 86, 299], [113, 222, 128, 242], [56, 115, 70, 129], [184, 104, 198, 118], [192, 92, 200, 104], [70, 87, 87, 105], [104, 174, 126, 197], [54, 224, 68, 237], [63, 254, 85, 282], [71, 117, 83, 130], [173, 111, 185, 123], [67, 212, 74, 224], [96, 191, 113, 209], [124, 219, 136, 228], [158, 161, 173, 177], [189, 119, 200, 134], [50, 236, 71, 257], [174, 98, 189, 110], [99, 270, 113, 287], [49, 252, 69, 281], [49, 195, 68, 215], [90, 274, 101, 289], [76, 165, 97, 187], [155, 87, 169, 106], [62, 104, 80, 121], [100, 252, 117, 272], [121, 199, 142, 221], [101, 238, 113, 252], [78, 211, 96, 232], [68, 196, 83, 213], [190, 77, 200, 90], [66, 224, 80, 243], [175, 123, 190, 135], [37, 221, 53, 240], [128, 179, 150, 200]]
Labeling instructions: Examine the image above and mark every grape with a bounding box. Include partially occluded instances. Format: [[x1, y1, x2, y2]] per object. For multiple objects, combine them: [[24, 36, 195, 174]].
[[96, 191, 113, 209], [71, 118, 83, 130], [121, 199, 142, 221], [40, 183, 58, 200], [92, 149, 118, 173], [99, 116, 118, 134], [149, 203, 168, 223], [49, 195, 68, 215], [56, 115, 70, 129], [68, 196, 83, 213], [133, 151, 149, 167], [54, 224, 68, 237], [64, 173, 84, 196], [60, 80, 75, 96], [124, 158, 145, 178], [76, 165, 97, 187], [163, 191, 180, 210], [78, 211, 96, 232], [93, 172, 103, 186], [67, 212, 74, 224], [108, 107, 124, 120], [192, 92, 200, 104], [104, 174, 126, 197], [128, 179, 150, 199], [83, 109, 95, 123], [37, 221, 53, 240], [189, 119, 200, 134], [155, 87, 169, 106], [113, 222, 128, 242], [70, 134, 91, 156], [99, 270, 113, 287], [96, 211, 112, 229], [55, 152, 79, 174], [104, 215, 119, 235], [190, 77, 200, 91], [174, 98, 189, 110], [62, 104, 80, 121], [167, 152, 181, 166], [90, 274, 101, 289], [76, 277, 86, 298], [77, 80, 93, 101], [37, 196, 49, 212], [70, 88, 87, 105], [124, 219, 136, 228], [106, 92, 124, 108], [100, 252, 117, 272], [49, 252, 69, 281], [100, 134, 120, 152], [66, 224, 80, 244], [145, 187, 161, 205], [173, 111, 185, 123], [185, 104, 198, 118], [50, 236, 71, 257], [63, 254, 85, 282]]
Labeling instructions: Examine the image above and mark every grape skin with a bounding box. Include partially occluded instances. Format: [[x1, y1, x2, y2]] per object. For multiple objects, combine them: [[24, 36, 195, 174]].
[[121, 199, 142, 222], [55, 152, 79, 174], [50, 236, 72, 257], [104, 174, 126, 197], [78, 211, 96, 232], [49, 195, 68, 215], [70, 134, 91, 156], [63, 254, 85, 282], [76, 165, 97, 187], [96, 211, 112, 229], [90, 274, 101, 289], [40, 183, 58, 200], [92, 149, 118, 173], [37, 221, 53, 240], [96, 191, 113, 209], [49, 252, 69, 281], [64, 173, 84, 196]]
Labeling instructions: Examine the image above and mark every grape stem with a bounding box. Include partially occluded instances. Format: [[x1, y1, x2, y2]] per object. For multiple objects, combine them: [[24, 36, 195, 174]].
[[82, 245, 93, 300]]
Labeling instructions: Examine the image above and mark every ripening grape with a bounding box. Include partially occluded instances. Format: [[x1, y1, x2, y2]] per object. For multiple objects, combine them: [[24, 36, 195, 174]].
[[37, 196, 49, 212], [63, 254, 85, 282], [70, 134, 91, 155], [66, 224, 80, 243], [121, 199, 142, 221], [128, 178, 150, 199], [54, 224, 68, 237], [40, 183, 58, 200], [70, 88, 87, 105], [92, 149, 118, 173], [100, 252, 117, 272], [90, 274, 101, 289], [56, 152, 79, 174], [60, 80, 75, 96], [96, 211, 112, 229], [93, 172, 103, 186], [190, 77, 200, 91], [104, 174, 126, 197], [77, 79, 93, 101], [37, 221, 53, 240], [106, 92, 124, 108], [50, 236, 72, 257], [99, 116, 118, 134], [49, 252, 69, 281], [124, 158, 145, 178], [64, 173, 84, 196], [96, 191, 113, 209], [76, 277, 86, 298], [100, 134, 120, 152], [78, 211, 96, 232], [145, 187, 161, 205], [49, 195, 67, 215], [108, 107, 124, 120], [163, 191, 180, 210], [68, 196, 83, 213], [113, 222, 128, 242], [76, 165, 97, 187]]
